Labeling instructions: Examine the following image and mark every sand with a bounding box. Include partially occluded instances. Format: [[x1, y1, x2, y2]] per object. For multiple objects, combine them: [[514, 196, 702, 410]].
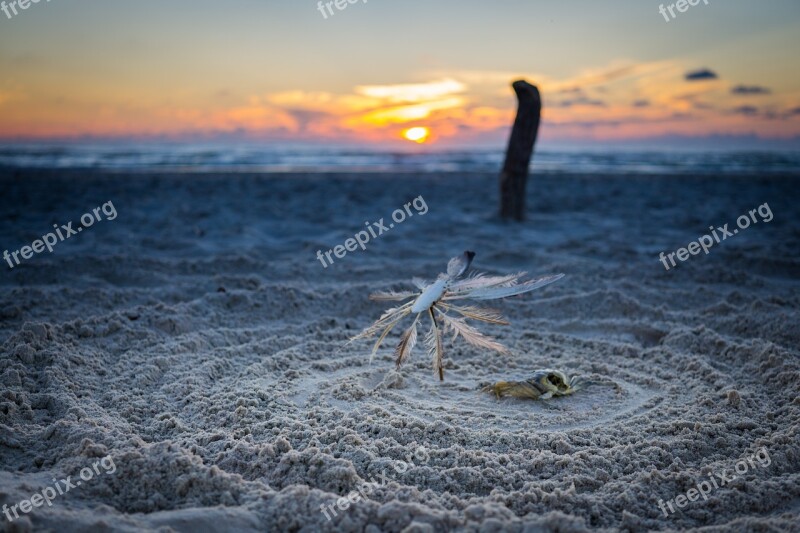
[[0, 170, 798, 532]]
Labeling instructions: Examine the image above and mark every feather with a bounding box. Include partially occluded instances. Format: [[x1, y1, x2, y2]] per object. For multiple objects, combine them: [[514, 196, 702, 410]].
[[446, 251, 475, 279], [446, 272, 522, 293], [447, 274, 564, 301], [423, 321, 435, 350], [370, 314, 406, 360], [370, 290, 418, 301], [350, 302, 412, 342], [436, 311, 508, 353], [394, 316, 419, 368], [424, 323, 437, 371], [425, 310, 445, 380], [349, 252, 564, 383], [411, 277, 429, 290], [411, 278, 447, 313], [441, 304, 509, 325]]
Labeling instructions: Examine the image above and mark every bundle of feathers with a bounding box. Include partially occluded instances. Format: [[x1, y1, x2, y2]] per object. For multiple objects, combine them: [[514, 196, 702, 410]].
[[351, 251, 564, 381]]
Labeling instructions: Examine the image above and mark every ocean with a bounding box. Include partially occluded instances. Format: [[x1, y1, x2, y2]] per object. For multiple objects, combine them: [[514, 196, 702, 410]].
[[1, 143, 799, 175]]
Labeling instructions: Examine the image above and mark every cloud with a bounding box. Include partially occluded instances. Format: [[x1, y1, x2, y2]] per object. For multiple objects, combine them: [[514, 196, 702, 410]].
[[7, 56, 800, 144], [568, 65, 641, 87], [731, 85, 771, 95], [430, 62, 668, 96], [355, 97, 466, 126], [732, 105, 759, 116], [264, 91, 378, 115], [555, 96, 607, 108], [685, 69, 718, 81], [213, 105, 300, 132], [782, 107, 800, 118], [760, 107, 800, 120], [355, 79, 466, 104], [547, 119, 622, 129]]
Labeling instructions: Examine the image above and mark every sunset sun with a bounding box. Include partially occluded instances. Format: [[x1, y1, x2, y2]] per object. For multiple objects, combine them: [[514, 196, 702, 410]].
[[402, 127, 430, 144]]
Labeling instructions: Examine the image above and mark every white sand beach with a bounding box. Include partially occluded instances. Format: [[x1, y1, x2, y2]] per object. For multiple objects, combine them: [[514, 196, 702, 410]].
[[0, 170, 798, 532]]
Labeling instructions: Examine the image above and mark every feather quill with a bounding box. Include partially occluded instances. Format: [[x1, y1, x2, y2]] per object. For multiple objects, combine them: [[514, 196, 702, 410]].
[[394, 316, 419, 368]]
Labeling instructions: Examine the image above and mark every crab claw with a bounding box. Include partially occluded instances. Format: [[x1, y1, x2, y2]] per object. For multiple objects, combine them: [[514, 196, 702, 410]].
[[570, 376, 622, 394]]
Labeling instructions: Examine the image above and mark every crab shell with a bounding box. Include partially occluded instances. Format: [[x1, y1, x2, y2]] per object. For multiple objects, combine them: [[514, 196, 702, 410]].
[[483, 369, 582, 400]]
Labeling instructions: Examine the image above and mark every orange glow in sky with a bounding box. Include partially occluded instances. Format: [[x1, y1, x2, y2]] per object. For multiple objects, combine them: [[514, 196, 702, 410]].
[[0, 1, 798, 147]]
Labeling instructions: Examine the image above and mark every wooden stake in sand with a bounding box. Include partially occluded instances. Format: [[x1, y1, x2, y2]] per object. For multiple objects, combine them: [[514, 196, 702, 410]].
[[499, 80, 541, 221]]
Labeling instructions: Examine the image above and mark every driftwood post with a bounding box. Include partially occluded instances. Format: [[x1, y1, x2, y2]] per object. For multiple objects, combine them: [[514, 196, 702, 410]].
[[499, 80, 541, 221]]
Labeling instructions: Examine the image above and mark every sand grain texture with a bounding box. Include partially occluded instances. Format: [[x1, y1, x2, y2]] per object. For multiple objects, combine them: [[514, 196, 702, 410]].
[[0, 171, 798, 532]]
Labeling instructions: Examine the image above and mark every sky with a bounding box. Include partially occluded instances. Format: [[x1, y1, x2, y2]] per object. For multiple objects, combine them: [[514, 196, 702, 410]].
[[1, 0, 799, 149]]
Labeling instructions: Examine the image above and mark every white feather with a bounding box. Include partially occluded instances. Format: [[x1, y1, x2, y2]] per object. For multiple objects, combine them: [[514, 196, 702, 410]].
[[448, 274, 564, 301], [411, 278, 447, 313]]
